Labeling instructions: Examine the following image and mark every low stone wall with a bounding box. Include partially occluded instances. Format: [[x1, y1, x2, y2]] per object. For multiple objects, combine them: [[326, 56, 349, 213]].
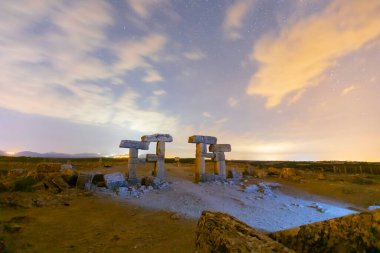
[[195, 210, 380, 253], [195, 211, 294, 253], [269, 209, 380, 253]]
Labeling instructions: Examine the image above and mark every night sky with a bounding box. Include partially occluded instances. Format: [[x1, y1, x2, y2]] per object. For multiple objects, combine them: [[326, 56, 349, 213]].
[[1, 0, 379, 161]]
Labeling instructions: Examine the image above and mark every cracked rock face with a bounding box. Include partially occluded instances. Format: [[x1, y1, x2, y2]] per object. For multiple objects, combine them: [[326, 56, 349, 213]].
[[195, 211, 294, 253], [269, 209, 380, 253]]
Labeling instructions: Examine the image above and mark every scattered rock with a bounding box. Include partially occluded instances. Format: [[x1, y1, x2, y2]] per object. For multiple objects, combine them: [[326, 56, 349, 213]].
[[52, 176, 69, 192], [60, 164, 73, 170], [76, 172, 93, 190], [308, 202, 327, 213], [228, 167, 243, 181], [243, 184, 259, 193], [104, 172, 126, 190], [267, 167, 282, 176], [8, 169, 25, 177], [368, 205, 380, 211]]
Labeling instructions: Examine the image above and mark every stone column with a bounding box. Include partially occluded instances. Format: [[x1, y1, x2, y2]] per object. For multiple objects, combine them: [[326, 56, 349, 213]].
[[209, 144, 231, 180], [141, 134, 173, 180], [195, 143, 206, 182], [119, 140, 150, 184], [188, 135, 217, 183]]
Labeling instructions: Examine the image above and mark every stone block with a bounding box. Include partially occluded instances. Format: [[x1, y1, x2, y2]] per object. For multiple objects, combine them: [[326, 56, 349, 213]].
[[119, 140, 150, 150], [76, 172, 94, 190], [203, 153, 215, 159], [209, 144, 231, 152], [146, 154, 158, 162], [188, 135, 217, 144], [214, 152, 225, 161], [195, 211, 294, 252], [141, 133, 173, 142], [269, 209, 380, 253], [104, 172, 126, 190]]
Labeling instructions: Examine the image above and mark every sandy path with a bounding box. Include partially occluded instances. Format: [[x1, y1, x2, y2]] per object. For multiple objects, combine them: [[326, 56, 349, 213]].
[[111, 173, 356, 232]]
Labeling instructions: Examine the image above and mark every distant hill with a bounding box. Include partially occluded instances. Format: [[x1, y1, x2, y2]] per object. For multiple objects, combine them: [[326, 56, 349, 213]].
[[14, 151, 102, 158], [0, 150, 6, 156]]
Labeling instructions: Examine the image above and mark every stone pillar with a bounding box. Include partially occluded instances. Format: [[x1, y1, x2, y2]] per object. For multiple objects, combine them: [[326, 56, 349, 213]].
[[141, 134, 173, 180], [188, 135, 217, 183], [195, 143, 206, 182], [128, 148, 138, 181], [119, 140, 150, 184], [209, 144, 231, 180]]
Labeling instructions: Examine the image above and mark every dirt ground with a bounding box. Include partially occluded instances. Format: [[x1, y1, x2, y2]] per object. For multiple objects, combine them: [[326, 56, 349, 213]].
[[1, 160, 380, 253]]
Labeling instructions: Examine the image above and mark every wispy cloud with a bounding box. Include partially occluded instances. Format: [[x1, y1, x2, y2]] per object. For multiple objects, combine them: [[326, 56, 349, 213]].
[[203, 112, 212, 118], [223, 0, 256, 40], [183, 50, 206, 61], [143, 69, 164, 83], [247, 0, 380, 108], [342, 85, 357, 96], [0, 0, 178, 134], [228, 97, 238, 107]]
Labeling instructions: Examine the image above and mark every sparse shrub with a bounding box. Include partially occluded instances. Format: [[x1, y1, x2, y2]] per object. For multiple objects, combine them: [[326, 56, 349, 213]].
[[351, 176, 374, 185], [13, 176, 39, 192], [267, 167, 281, 176]]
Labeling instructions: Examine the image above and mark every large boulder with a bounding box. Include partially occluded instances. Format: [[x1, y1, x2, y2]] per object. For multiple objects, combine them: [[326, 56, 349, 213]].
[[195, 211, 294, 252], [104, 172, 126, 190]]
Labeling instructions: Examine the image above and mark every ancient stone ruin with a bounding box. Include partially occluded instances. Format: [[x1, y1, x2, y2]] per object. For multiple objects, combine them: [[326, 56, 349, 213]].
[[141, 134, 173, 180], [195, 209, 380, 252], [119, 139, 149, 183], [188, 135, 231, 183]]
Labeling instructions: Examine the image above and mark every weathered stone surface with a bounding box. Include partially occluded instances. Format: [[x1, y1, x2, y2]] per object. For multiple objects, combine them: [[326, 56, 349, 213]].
[[209, 144, 231, 152], [146, 154, 158, 162], [195, 211, 294, 253], [76, 172, 93, 190], [52, 176, 69, 191], [269, 209, 380, 253], [104, 172, 126, 190], [213, 152, 225, 161], [202, 153, 215, 159], [119, 140, 150, 150], [141, 133, 173, 142], [188, 135, 217, 144], [156, 141, 165, 156], [128, 157, 140, 164]]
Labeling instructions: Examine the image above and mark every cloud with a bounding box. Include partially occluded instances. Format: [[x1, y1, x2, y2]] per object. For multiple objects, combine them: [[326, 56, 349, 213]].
[[228, 97, 238, 107], [223, 0, 255, 40], [143, 69, 164, 83], [342, 85, 357, 95], [247, 0, 380, 108], [183, 50, 206, 61], [203, 112, 212, 118], [115, 33, 167, 74], [0, 0, 179, 134], [153, 89, 166, 96]]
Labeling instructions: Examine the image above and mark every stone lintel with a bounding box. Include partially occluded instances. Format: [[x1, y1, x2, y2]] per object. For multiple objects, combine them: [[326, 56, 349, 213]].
[[141, 134, 173, 142], [119, 140, 150, 150], [209, 144, 231, 152], [188, 135, 217, 144], [146, 154, 164, 162], [203, 153, 215, 159]]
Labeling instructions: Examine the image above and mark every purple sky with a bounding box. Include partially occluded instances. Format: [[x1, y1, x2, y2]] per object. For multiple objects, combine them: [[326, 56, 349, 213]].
[[1, 0, 380, 161]]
